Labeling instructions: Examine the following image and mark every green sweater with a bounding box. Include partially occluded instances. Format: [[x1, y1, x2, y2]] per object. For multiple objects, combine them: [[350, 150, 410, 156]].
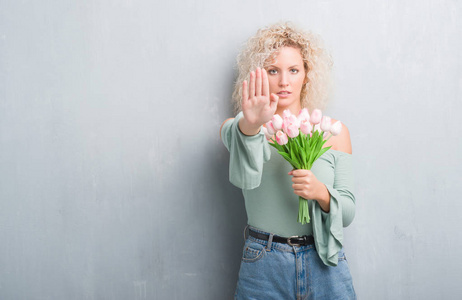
[[221, 112, 356, 266]]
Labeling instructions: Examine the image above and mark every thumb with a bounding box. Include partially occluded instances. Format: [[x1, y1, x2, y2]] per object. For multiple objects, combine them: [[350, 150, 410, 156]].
[[270, 93, 279, 111]]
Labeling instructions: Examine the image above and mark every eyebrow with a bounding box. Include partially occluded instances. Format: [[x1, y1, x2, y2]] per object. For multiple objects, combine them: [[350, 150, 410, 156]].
[[268, 65, 302, 69]]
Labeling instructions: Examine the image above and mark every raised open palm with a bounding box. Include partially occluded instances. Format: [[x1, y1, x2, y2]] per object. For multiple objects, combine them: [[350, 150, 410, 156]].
[[241, 68, 279, 127]]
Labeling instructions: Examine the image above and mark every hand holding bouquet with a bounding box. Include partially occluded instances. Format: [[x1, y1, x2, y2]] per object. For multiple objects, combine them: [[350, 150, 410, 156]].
[[262, 108, 342, 224]]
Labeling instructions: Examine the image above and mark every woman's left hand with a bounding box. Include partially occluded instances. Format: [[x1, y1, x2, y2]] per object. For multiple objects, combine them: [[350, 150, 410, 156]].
[[289, 169, 331, 213]]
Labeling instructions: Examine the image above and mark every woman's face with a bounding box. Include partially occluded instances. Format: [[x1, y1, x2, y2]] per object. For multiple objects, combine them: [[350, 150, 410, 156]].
[[265, 46, 306, 114]]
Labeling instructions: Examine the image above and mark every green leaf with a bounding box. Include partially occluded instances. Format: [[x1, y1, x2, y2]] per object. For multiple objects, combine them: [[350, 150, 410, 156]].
[[312, 130, 318, 140], [314, 146, 331, 161], [268, 141, 279, 151], [309, 132, 318, 148], [279, 151, 300, 169], [308, 137, 319, 164], [304, 136, 311, 152], [290, 146, 301, 167], [300, 149, 307, 168], [295, 136, 302, 148], [314, 136, 323, 153], [270, 141, 286, 153], [300, 133, 306, 149], [307, 148, 314, 169], [294, 139, 304, 163]]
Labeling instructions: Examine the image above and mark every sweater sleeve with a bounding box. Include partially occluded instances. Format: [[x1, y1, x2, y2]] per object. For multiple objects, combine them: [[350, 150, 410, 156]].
[[221, 112, 271, 190], [311, 152, 356, 267]]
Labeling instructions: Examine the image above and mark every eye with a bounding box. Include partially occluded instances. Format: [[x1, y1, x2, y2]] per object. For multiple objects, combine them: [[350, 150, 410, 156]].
[[290, 68, 299, 74], [267, 69, 278, 75]]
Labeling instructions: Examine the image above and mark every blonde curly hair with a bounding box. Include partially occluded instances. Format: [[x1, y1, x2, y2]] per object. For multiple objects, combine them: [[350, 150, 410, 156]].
[[232, 22, 334, 113]]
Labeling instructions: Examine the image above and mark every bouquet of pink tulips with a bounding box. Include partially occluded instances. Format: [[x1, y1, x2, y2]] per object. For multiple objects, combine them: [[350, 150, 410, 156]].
[[262, 108, 342, 224]]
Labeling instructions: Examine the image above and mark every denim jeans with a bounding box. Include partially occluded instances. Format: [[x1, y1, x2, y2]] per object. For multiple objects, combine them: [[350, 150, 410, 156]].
[[234, 227, 356, 300]]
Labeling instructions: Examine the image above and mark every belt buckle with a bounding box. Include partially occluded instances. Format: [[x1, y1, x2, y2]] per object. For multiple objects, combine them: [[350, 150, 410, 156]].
[[287, 235, 302, 246]]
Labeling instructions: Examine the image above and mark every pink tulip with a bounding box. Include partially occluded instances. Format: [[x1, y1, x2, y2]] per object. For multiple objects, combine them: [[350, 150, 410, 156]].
[[286, 124, 299, 138], [292, 115, 301, 128], [314, 124, 321, 133], [265, 121, 276, 135], [298, 108, 310, 123], [330, 121, 342, 136], [300, 119, 312, 135], [262, 127, 273, 140], [272, 114, 283, 130], [310, 109, 322, 125], [320, 116, 332, 132], [283, 115, 300, 132], [283, 109, 292, 119], [275, 130, 288, 145]]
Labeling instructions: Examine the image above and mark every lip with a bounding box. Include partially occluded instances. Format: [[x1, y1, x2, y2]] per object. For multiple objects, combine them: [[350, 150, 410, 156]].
[[277, 91, 292, 98]]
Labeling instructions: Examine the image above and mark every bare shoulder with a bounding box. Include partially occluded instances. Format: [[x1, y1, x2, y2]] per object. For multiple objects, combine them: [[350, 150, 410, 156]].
[[220, 118, 234, 138], [328, 118, 352, 154]]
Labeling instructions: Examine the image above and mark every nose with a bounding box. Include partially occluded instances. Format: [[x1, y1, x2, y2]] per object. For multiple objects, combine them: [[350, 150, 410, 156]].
[[279, 72, 289, 87]]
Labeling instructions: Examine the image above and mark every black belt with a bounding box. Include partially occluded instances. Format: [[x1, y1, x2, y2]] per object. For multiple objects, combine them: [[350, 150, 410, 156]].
[[249, 228, 315, 246]]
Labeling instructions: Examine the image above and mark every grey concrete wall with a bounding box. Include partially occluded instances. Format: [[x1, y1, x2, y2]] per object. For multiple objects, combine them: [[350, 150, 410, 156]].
[[1, 0, 461, 299]]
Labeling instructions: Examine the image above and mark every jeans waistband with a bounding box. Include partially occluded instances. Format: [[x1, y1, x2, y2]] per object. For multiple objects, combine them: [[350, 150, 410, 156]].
[[245, 225, 316, 252]]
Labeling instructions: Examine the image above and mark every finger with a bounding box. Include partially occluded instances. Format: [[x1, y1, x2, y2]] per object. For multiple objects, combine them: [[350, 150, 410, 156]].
[[262, 68, 269, 96], [292, 177, 309, 184], [249, 71, 255, 98], [242, 80, 248, 102], [292, 184, 306, 190], [255, 68, 262, 96], [291, 169, 310, 177]]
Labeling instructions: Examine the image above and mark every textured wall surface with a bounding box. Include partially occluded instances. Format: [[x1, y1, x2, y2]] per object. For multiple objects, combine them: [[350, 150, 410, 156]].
[[1, 0, 461, 299]]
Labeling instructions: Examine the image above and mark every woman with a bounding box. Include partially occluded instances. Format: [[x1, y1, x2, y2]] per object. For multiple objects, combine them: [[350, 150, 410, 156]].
[[220, 22, 356, 299]]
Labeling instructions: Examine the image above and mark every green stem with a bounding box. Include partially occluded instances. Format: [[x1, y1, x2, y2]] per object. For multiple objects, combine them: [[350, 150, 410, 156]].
[[297, 196, 310, 224]]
